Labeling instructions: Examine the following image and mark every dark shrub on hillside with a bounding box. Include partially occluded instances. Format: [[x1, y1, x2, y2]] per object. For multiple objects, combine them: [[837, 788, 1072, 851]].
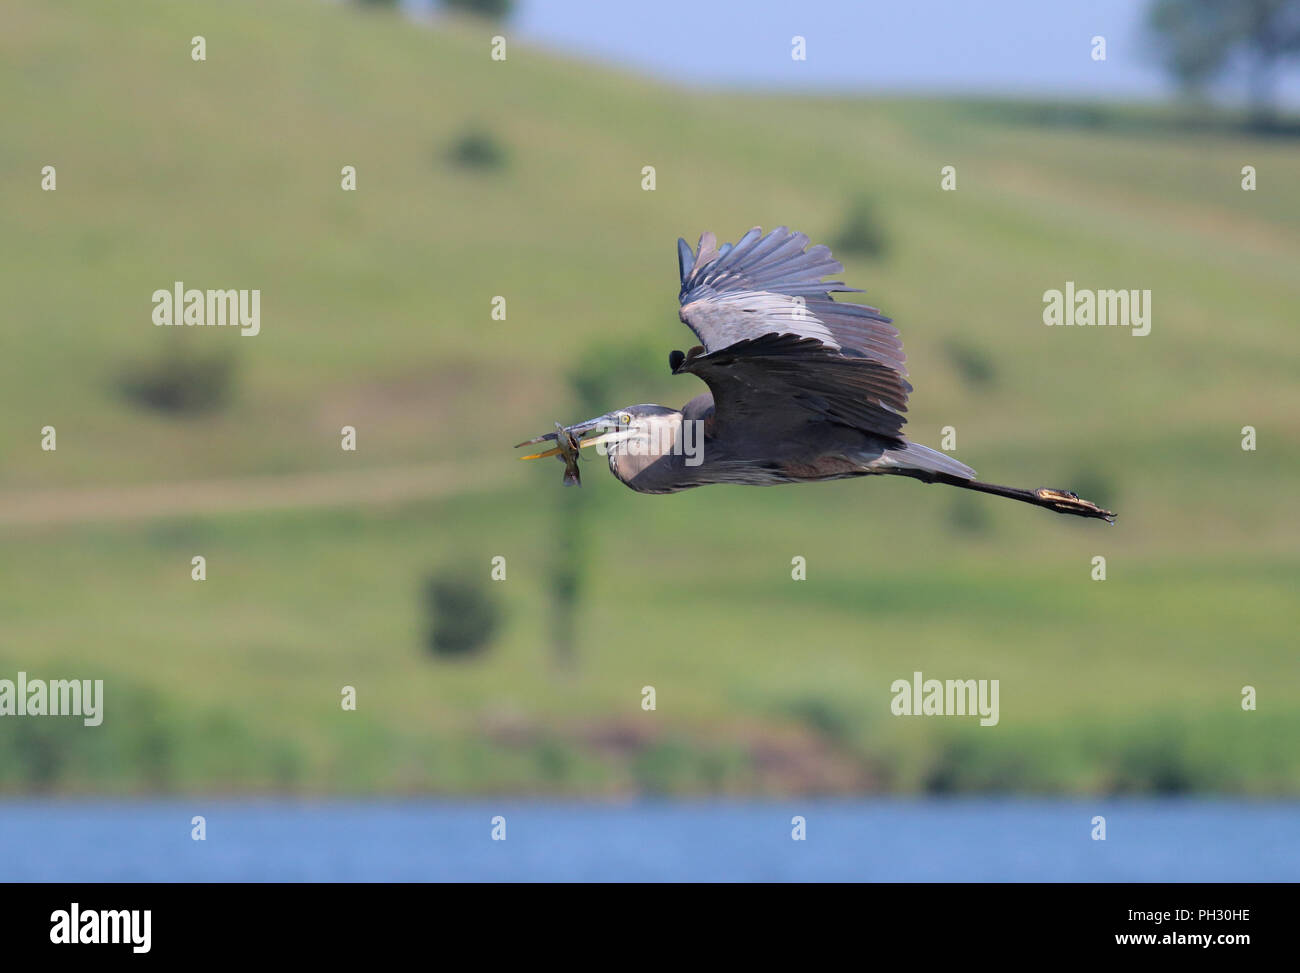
[[119, 348, 236, 416], [424, 569, 501, 658], [942, 338, 997, 388], [832, 196, 889, 259], [447, 128, 507, 170], [443, 0, 514, 18], [949, 494, 991, 534]]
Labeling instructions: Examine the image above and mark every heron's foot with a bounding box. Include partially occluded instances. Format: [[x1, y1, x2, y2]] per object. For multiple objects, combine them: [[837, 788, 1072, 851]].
[[1035, 488, 1116, 523]]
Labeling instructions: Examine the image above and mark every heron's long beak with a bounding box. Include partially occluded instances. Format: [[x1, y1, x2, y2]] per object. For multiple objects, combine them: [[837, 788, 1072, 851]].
[[514, 414, 632, 460]]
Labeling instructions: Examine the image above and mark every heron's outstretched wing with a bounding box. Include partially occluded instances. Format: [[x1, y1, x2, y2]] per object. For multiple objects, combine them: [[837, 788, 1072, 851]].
[[678, 331, 909, 441], [675, 226, 910, 440]]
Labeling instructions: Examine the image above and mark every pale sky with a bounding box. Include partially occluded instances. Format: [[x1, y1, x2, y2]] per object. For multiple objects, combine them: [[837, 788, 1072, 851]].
[[412, 0, 1300, 107]]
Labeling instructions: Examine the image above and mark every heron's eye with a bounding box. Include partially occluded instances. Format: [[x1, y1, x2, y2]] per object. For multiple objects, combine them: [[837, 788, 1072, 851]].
[[619, 412, 632, 425]]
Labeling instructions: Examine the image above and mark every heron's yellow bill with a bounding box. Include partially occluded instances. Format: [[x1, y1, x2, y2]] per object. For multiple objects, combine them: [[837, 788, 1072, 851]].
[[518, 432, 627, 460]]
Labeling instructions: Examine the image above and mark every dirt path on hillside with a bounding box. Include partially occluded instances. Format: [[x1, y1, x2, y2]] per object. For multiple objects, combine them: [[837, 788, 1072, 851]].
[[0, 463, 509, 528]]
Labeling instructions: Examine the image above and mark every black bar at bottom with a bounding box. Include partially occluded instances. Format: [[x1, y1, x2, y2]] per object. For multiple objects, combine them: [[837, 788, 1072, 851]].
[[1, 882, 1276, 958]]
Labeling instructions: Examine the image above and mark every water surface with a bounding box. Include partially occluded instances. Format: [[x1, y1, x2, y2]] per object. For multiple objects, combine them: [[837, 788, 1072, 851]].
[[2, 799, 1295, 882]]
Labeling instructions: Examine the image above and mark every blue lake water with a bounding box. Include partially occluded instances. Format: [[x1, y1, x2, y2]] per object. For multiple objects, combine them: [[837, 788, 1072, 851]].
[[2, 799, 1296, 882]]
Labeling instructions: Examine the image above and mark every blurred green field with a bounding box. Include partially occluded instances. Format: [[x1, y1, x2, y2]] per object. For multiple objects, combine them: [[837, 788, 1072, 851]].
[[1, 0, 1297, 795]]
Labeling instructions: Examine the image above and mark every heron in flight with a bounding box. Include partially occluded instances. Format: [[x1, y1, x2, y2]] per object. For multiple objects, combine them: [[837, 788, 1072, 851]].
[[517, 226, 1114, 522]]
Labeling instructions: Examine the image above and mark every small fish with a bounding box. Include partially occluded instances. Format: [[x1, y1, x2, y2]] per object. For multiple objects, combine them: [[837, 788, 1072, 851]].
[[553, 421, 582, 487], [515, 421, 585, 486]]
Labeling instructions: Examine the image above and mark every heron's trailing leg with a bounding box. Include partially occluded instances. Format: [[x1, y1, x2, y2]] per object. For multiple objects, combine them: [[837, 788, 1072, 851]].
[[896, 471, 1116, 523], [960, 480, 1114, 522]]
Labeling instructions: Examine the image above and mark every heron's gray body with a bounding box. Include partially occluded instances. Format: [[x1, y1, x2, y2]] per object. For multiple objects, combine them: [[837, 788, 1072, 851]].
[[520, 226, 1114, 523], [608, 393, 971, 495]]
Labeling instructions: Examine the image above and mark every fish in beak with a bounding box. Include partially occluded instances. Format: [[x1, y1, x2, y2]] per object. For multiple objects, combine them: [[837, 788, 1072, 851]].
[[514, 414, 635, 486]]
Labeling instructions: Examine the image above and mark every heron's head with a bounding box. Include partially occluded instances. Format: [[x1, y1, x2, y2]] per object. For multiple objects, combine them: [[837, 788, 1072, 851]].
[[572, 405, 680, 456]]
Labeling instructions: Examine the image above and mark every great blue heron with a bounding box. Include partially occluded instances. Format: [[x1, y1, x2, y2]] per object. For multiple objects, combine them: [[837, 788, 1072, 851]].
[[517, 226, 1115, 522]]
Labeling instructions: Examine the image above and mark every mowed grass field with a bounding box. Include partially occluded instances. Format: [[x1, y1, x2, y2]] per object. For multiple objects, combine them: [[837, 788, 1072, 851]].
[[0, 0, 1297, 795]]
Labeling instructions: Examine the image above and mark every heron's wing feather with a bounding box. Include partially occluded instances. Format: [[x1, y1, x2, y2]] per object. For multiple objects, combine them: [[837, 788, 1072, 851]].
[[677, 226, 905, 373], [677, 333, 909, 442], [675, 227, 910, 440]]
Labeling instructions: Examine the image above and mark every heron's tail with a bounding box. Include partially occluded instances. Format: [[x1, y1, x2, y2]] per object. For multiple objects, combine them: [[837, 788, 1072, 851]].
[[882, 442, 976, 480]]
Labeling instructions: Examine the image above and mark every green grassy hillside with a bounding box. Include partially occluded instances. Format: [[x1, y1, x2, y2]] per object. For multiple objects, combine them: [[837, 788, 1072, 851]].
[[1, 0, 1297, 795]]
